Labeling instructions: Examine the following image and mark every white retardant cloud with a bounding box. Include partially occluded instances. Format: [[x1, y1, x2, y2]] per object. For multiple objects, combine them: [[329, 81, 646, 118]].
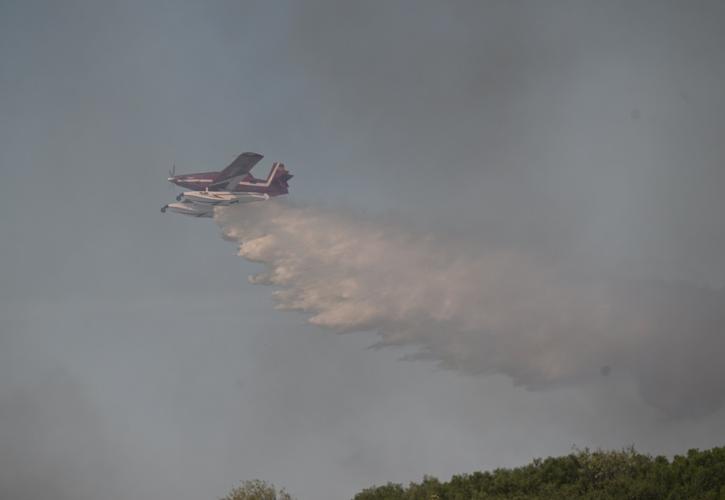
[[217, 201, 725, 418]]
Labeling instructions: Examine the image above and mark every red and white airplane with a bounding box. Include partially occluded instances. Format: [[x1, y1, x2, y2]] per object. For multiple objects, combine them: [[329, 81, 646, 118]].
[[161, 152, 292, 217]]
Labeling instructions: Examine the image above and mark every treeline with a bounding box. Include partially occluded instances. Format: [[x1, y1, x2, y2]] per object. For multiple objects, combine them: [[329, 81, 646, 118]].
[[353, 446, 725, 500]]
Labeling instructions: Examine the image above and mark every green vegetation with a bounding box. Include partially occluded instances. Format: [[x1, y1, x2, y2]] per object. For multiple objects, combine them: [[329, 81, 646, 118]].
[[220, 479, 294, 500], [219, 446, 725, 499], [353, 447, 725, 500]]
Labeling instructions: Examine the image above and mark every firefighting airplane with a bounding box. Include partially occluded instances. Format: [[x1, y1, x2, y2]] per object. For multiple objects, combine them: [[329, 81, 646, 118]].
[[161, 152, 292, 217]]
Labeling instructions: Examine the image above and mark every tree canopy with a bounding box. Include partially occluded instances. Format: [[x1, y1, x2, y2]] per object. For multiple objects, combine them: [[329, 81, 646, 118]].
[[353, 446, 725, 500], [220, 479, 294, 500]]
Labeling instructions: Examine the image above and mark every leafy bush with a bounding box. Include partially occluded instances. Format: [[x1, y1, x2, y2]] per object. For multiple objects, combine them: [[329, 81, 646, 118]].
[[220, 479, 294, 500]]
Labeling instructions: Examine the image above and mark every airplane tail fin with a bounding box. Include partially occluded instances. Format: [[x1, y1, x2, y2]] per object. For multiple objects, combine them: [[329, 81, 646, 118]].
[[268, 162, 293, 194]]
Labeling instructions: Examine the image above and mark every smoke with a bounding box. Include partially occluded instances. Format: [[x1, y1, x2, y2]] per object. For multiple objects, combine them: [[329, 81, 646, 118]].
[[216, 201, 725, 418], [0, 343, 123, 500]]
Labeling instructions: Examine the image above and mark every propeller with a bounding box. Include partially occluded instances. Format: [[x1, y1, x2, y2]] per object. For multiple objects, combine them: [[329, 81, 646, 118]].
[[166, 162, 178, 197]]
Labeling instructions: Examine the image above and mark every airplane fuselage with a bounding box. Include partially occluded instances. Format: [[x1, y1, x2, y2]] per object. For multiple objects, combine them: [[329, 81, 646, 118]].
[[168, 162, 291, 197], [168, 172, 218, 191]]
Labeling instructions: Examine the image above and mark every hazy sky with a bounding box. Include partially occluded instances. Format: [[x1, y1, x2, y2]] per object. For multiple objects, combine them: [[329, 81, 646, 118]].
[[2, 1, 725, 499]]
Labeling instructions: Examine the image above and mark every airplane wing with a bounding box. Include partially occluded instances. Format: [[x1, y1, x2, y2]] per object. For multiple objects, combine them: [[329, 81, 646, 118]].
[[210, 152, 264, 189]]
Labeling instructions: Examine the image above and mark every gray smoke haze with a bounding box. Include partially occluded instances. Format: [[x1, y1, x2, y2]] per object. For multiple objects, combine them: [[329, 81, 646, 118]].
[[0, 332, 123, 500], [217, 202, 725, 418], [279, 0, 725, 286]]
